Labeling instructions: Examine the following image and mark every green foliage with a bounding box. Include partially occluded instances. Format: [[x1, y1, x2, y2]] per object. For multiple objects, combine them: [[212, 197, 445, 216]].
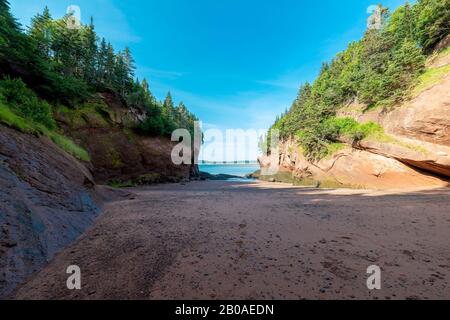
[[135, 88, 198, 137], [0, 1, 197, 140], [412, 60, 450, 95], [324, 143, 346, 159], [295, 129, 331, 161], [0, 101, 90, 161], [270, 0, 448, 161], [0, 77, 56, 129], [414, 0, 450, 52], [294, 118, 384, 161], [138, 116, 165, 136], [323, 117, 384, 141]]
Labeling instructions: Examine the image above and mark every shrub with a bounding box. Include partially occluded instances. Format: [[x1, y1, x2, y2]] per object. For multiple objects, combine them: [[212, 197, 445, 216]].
[[18, 98, 55, 129], [294, 118, 385, 161], [0, 77, 56, 129], [0, 76, 34, 105], [295, 129, 331, 161], [138, 115, 165, 136], [324, 117, 384, 142]]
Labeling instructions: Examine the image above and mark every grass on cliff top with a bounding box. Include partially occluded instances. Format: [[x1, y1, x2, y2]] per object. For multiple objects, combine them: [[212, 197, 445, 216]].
[[412, 63, 450, 96], [0, 103, 91, 162]]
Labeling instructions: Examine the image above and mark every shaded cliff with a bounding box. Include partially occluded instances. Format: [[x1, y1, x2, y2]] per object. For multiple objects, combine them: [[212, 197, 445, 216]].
[[0, 98, 198, 298], [0, 125, 101, 298], [55, 92, 196, 185], [0, 0, 200, 299], [0, 89, 200, 298]]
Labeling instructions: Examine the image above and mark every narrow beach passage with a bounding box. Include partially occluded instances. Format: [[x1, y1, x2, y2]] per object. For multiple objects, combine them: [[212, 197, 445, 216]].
[[14, 181, 450, 300]]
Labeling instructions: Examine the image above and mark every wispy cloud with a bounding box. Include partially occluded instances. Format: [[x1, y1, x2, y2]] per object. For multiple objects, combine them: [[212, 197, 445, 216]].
[[90, 0, 141, 43], [256, 79, 300, 90], [138, 66, 188, 80], [256, 65, 319, 91]]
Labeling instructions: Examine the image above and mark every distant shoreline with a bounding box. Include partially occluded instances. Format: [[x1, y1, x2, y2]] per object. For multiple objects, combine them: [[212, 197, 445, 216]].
[[199, 162, 259, 165], [199, 164, 259, 179]]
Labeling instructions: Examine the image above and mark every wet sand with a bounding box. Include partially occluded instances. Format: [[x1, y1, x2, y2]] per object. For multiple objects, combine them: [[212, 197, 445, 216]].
[[13, 181, 450, 300]]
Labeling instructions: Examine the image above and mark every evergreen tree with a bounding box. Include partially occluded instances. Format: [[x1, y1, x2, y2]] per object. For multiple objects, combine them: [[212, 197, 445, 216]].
[[141, 78, 150, 95], [124, 47, 136, 79], [51, 16, 84, 77], [163, 92, 175, 113], [29, 6, 53, 58], [114, 51, 129, 95], [96, 38, 108, 84], [414, 0, 450, 52], [162, 92, 176, 134], [82, 17, 98, 86], [267, 0, 438, 160]]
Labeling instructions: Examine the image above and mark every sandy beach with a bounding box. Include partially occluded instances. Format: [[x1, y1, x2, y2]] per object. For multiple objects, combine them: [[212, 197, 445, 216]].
[[13, 181, 450, 300]]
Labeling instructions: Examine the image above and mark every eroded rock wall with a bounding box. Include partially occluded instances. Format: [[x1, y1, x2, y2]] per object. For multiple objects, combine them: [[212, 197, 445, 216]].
[[0, 126, 100, 298], [56, 93, 196, 184], [259, 53, 450, 189], [259, 140, 448, 190]]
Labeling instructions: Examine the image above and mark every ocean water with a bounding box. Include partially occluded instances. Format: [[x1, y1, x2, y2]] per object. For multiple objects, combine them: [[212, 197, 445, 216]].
[[199, 164, 259, 178]]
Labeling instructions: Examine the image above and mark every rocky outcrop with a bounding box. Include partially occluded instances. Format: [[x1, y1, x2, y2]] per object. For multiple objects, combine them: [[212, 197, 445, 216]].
[[0, 126, 102, 298], [69, 127, 192, 184], [357, 138, 450, 178], [260, 50, 450, 189], [381, 72, 450, 147], [258, 139, 448, 190], [55, 92, 196, 184]]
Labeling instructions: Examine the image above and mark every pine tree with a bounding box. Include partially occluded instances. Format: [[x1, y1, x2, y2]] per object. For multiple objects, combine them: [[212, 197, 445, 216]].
[[175, 101, 187, 127], [163, 92, 175, 117], [414, 0, 450, 52], [383, 38, 425, 102], [114, 51, 129, 95], [124, 47, 136, 79], [142, 78, 150, 94], [0, 0, 199, 136], [104, 42, 116, 87], [29, 6, 53, 58], [0, 0, 22, 52], [96, 38, 108, 84], [141, 78, 157, 104], [82, 17, 98, 86], [0, 0, 58, 98], [51, 16, 84, 77], [162, 92, 176, 134]]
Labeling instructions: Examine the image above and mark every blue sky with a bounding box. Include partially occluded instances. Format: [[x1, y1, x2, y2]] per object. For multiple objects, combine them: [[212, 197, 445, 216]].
[[11, 0, 407, 160]]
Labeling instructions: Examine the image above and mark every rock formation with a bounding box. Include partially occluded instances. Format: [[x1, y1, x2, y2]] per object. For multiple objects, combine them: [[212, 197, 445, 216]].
[[259, 51, 450, 190]]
